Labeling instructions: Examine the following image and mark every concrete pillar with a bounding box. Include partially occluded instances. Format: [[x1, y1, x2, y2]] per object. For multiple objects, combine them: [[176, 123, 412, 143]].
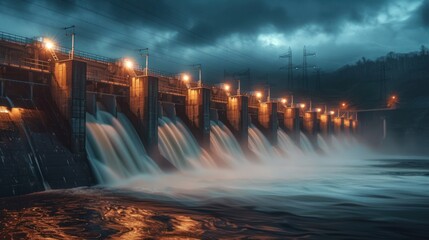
[[186, 87, 211, 149], [227, 95, 248, 149], [352, 120, 358, 134], [303, 111, 318, 136], [344, 119, 353, 135], [319, 114, 333, 135], [52, 60, 87, 156], [258, 102, 278, 145], [86, 92, 97, 116], [0, 80, 4, 97], [129, 76, 159, 154], [29, 84, 33, 100], [284, 107, 300, 142], [334, 117, 345, 134]]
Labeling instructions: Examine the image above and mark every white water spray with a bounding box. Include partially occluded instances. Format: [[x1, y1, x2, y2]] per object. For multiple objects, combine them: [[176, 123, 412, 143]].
[[158, 116, 216, 169], [210, 120, 246, 166], [86, 111, 160, 184]]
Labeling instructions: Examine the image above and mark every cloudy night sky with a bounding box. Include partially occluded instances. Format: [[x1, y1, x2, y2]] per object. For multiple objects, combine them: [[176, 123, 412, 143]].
[[1, 0, 428, 86]]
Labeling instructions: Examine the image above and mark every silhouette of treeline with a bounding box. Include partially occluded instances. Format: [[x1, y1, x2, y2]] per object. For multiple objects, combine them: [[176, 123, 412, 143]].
[[317, 46, 429, 109]]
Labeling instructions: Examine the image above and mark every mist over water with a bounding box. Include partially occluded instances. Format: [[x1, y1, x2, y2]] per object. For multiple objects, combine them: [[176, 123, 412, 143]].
[[2, 110, 428, 239]]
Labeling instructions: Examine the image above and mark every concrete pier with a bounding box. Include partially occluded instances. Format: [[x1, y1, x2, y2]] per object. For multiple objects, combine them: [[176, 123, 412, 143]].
[[303, 111, 318, 136], [227, 95, 249, 149], [186, 87, 211, 149], [52, 60, 87, 156], [319, 114, 333, 135], [344, 118, 353, 135], [129, 76, 159, 155], [258, 102, 278, 145], [333, 117, 345, 134], [283, 107, 300, 142]]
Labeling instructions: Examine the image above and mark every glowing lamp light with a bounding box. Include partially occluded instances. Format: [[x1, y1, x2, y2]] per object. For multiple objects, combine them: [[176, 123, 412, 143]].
[[224, 84, 231, 91], [281, 98, 287, 104], [391, 95, 396, 100], [300, 103, 306, 109], [255, 91, 262, 99], [341, 102, 347, 107], [124, 59, 134, 69], [182, 74, 190, 82], [44, 39, 55, 50], [316, 108, 322, 113], [0, 106, 9, 113], [329, 110, 335, 115]]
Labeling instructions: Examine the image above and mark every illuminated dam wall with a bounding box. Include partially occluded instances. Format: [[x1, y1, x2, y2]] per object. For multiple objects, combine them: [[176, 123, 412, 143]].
[[0, 31, 365, 197]]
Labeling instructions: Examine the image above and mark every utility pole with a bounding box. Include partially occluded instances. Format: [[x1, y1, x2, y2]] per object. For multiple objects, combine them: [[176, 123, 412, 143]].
[[280, 47, 293, 89], [302, 46, 316, 92], [192, 64, 202, 87], [138, 48, 149, 76], [63, 25, 75, 60]]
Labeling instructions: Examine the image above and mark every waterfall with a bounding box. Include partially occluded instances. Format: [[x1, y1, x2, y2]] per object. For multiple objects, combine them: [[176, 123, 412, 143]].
[[210, 120, 246, 166], [277, 129, 303, 156], [85, 111, 160, 184], [248, 124, 276, 160], [317, 134, 331, 153], [158, 116, 217, 169], [299, 131, 315, 153]]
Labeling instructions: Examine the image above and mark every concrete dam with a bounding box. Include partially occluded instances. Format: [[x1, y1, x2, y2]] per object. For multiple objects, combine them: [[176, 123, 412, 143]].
[[1, 30, 402, 198]]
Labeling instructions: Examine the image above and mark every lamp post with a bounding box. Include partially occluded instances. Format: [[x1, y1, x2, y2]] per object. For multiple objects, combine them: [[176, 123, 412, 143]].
[[191, 64, 202, 87], [63, 25, 75, 60], [137, 48, 149, 76]]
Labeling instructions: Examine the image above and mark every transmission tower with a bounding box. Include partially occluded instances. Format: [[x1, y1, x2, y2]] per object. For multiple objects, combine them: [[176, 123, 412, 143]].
[[302, 46, 316, 92], [280, 47, 293, 89]]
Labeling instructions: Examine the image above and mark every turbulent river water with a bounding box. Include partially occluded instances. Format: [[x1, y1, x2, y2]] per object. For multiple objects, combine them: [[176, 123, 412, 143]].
[[1, 155, 429, 239]]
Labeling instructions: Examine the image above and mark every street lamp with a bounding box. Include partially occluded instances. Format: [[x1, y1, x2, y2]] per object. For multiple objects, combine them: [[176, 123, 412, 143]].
[[255, 91, 262, 99], [281, 98, 287, 104], [223, 83, 231, 91], [43, 39, 55, 50], [124, 59, 134, 69], [182, 74, 190, 82], [300, 103, 306, 109], [191, 64, 202, 87]]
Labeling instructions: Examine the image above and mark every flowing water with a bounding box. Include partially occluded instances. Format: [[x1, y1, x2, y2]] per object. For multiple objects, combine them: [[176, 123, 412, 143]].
[[210, 120, 246, 166], [300, 131, 315, 153], [86, 111, 160, 184], [277, 128, 303, 157], [1, 114, 429, 239], [158, 116, 216, 169], [1, 155, 428, 239], [248, 123, 277, 160]]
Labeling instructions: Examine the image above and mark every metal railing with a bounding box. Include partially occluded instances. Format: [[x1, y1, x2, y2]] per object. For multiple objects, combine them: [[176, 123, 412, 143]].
[[0, 56, 50, 72], [86, 70, 129, 86], [56, 46, 117, 64], [0, 31, 35, 45]]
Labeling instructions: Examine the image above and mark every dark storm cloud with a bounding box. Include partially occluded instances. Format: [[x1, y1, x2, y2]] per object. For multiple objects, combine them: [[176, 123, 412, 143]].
[[1, 0, 427, 76], [420, 0, 429, 27], [10, 0, 393, 46], [169, 0, 393, 46]]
